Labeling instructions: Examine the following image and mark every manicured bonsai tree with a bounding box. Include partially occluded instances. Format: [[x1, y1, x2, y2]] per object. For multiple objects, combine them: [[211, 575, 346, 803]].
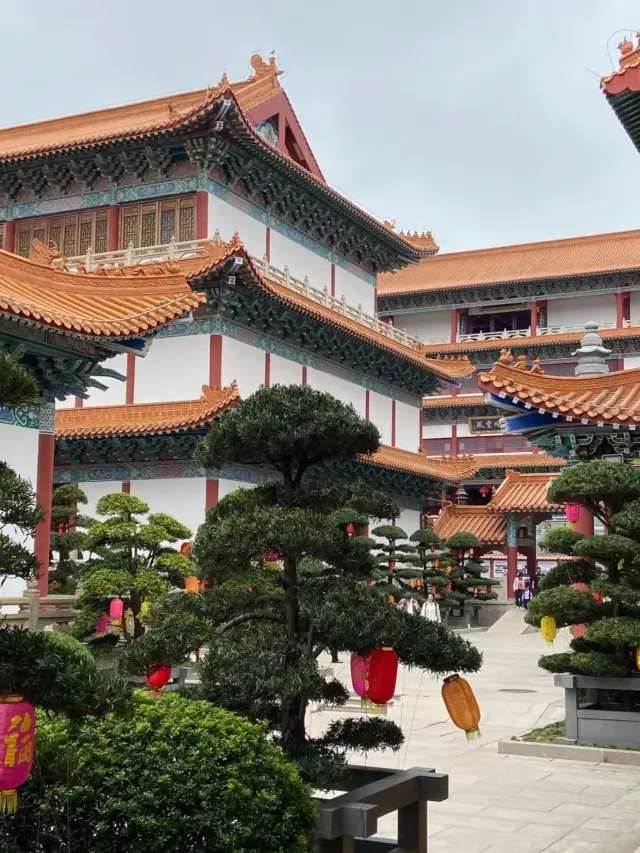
[[445, 533, 499, 604], [48, 484, 92, 594], [120, 385, 482, 787], [527, 461, 640, 677], [0, 693, 316, 853], [73, 493, 194, 642], [371, 524, 422, 602]]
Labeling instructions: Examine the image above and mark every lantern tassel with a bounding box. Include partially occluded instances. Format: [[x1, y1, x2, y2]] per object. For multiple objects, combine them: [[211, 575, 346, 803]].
[[0, 789, 18, 814], [465, 727, 482, 742]]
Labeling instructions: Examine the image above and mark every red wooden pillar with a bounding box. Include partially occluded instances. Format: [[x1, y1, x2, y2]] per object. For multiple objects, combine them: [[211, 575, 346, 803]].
[[530, 300, 538, 335], [524, 546, 537, 585], [506, 547, 518, 600], [126, 354, 136, 404], [205, 478, 219, 510], [34, 404, 55, 596], [450, 424, 458, 457], [574, 506, 594, 537], [121, 483, 131, 494], [450, 309, 458, 343], [3, 220, 15, 254], [195, 191, 209, 240], [616, 291, 630, 329], [391, 400, 396, 447], [107, 205, 119, 251], [209, 334, 222, 388]]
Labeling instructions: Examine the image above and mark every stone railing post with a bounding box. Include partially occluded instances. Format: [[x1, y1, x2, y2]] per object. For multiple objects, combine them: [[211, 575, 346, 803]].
[[24, 582, 40, 630]]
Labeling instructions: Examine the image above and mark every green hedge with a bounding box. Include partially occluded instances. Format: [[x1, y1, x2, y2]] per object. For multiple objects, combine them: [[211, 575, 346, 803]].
[[0, 693, 316, 853]]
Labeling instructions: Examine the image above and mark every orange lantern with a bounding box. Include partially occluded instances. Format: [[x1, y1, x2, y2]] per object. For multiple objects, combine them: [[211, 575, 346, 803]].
[[434, 559, 440, 569], [540, 616, 557, 645], [416, 578, 423, 590], [441, 674, 481, 741], [0, 696, 35, 813], [365, 648, 398, 705], [432, 586, 438, 594], [185, 576, 200, 594], [473, 586, 479, 597], [180, 541, 192, 558], [636, 648, 640, 671]]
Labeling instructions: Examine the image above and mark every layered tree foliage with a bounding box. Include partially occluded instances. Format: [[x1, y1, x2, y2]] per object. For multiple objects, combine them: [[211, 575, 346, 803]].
[[527, 461, 640, 677], [73, 493, 193, 642], [120, 385, 482, 787], [48, 484, 92, 594], [0, 693, 316, 853], [444, 533, 499, 605]]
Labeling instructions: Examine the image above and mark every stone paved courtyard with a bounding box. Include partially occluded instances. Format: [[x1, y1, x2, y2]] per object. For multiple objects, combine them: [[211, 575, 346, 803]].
[[309, 610, 640, 853]]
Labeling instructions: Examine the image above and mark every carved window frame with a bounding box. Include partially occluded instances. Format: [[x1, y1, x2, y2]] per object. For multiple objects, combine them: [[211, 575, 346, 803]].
[[15, 209, 108, 258], [118, 194, 196, 249]]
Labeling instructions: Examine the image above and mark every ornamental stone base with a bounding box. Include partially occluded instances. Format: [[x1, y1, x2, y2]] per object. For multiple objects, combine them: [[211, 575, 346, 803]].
[[556, 673, 640, 749]]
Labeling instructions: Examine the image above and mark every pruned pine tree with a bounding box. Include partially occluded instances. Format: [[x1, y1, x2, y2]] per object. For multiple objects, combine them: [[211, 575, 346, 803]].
[[48, 484, 92, 594], [528, 461, 640, 678], [445, 533, 500, 604], [120, 385, 483, 788], [371, 524, 422, 602]]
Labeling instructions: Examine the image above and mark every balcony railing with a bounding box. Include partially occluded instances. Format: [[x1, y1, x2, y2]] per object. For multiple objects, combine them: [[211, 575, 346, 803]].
[[424, 319, 637, 346], [53, 236, 423, 352]]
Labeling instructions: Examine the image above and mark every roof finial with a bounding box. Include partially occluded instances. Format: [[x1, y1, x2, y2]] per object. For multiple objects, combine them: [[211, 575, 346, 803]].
[[572, 321, 612, 376]]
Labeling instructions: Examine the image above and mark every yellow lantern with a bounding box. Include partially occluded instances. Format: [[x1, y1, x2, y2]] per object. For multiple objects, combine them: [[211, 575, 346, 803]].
[[185, 576, 200, 594], [635, 648, 640, 671], [441, 674, 481, 740], [140, 601, 150, 618], [540, 616, 557, 645]]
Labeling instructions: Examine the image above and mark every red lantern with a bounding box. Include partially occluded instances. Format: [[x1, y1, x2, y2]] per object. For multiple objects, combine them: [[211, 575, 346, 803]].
[[565, 504, 580, 524], [593, 591, 603, 604], [388, 560, 396, 571], [0, 696, 35, 813], [479, 486, 490, 498], [145, 666, 172, 694], [350, 653, 370, 698], [346, 522, 355, 537], [571, 583, 590, 593], [573, 624, 587, 639], [365, 648, 398, 705], [180, 541, 192, 558], [429, 543, 436, 552]]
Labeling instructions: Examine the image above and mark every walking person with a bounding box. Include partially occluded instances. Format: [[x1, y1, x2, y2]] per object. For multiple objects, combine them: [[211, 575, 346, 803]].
[[420, 592, 441, 623], [397, 591, 420, 616], [513, 572, 525, 608]]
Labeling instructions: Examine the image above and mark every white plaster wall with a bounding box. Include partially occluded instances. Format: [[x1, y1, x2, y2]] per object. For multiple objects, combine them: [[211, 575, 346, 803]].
[[547, 295, 616, 328], [135, 335, 209, 403], [269, 229, 332, 291], [397, 310, 451, 343], [398, 508, 421, 538], [369, 392, 393, 445], [221, 338, 265, 399], [306, 367, 366, 417], [630, 293, 640, 323], [457, 423, 472, 438], [334, 266, 375, 315], [82, 482, 124, 521], [270, 354, 303, 386], [208, 194, 267, 259], [83, 353, 128, 407], [423, 423, 452, 439], [131, 479, 206, 538], [395, 400, 420, 452], [625, 357, 640, 370], [56, 397, 75, 410]]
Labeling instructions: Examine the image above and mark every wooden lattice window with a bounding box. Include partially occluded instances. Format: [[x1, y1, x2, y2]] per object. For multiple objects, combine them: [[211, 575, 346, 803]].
[[16, 209, 109, 258], [119, 195, 196, 248]]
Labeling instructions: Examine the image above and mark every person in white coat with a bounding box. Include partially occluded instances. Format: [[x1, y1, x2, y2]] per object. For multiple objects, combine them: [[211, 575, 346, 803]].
[[420, 593, 441, 623]]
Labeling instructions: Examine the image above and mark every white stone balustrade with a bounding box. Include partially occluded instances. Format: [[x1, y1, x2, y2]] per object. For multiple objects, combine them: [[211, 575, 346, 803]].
[[54, 237, 423, 352], [423, 318, 639, 346]]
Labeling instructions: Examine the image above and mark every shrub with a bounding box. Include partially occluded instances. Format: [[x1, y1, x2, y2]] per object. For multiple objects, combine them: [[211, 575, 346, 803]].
[[0, 693, 316, 853]]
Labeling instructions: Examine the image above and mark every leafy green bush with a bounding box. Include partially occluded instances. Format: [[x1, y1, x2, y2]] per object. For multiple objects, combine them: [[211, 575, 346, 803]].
[[0, 693, 316, 853]]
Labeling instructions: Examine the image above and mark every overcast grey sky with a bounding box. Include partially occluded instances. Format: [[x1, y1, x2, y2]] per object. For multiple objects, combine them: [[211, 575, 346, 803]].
[[5, 1, 640, 252]]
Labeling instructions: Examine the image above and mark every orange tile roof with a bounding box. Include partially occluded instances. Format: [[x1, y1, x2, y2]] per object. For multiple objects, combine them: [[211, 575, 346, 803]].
[[0, 55, 283, 162], [472, 453, 565, 470], [56, 384, 240, 438], [433, 504, 506, 544], [362, 446, 479, 482], [398, 231, 440, 254], [191, 236, 475, 383], [477, 359, 640, 427], [377, 228, 640, 297], [0, 241, 247, 337], [487, 470, 562, 513], [602, 37, 640, 95], [423, 394, 485, 410]]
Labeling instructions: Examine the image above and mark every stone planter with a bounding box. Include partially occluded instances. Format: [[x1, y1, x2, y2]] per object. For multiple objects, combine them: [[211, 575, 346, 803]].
[[556, 673, 640, 749], [316, 764, 448, 852]]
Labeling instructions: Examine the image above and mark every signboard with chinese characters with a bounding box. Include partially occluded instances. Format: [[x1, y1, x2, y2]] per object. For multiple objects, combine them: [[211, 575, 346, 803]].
[[468, 416, 502, 435]]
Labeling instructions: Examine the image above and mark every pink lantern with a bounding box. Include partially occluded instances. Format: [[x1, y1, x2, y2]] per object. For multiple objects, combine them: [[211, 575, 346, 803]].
[[350, 653, 370, 698], [95, 614, 109, 634], [0, 697, 36, 813], [573, 624, 587, 639], [565, 504, 580, 524], [571, 583, 590, 593], [593, 591, 603, 604], [109, 599, 124, 623]]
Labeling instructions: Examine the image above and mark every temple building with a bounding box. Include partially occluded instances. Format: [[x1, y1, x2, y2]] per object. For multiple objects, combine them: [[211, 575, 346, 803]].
[[0, 55, 481, 593]]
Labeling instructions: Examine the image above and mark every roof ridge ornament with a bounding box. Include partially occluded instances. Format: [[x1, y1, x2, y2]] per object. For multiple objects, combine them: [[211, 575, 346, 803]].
[[572, 321, 612, 376]]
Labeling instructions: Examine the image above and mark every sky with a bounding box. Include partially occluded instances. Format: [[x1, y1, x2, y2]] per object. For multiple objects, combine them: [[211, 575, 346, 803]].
[[4, 0, 640, 252]]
